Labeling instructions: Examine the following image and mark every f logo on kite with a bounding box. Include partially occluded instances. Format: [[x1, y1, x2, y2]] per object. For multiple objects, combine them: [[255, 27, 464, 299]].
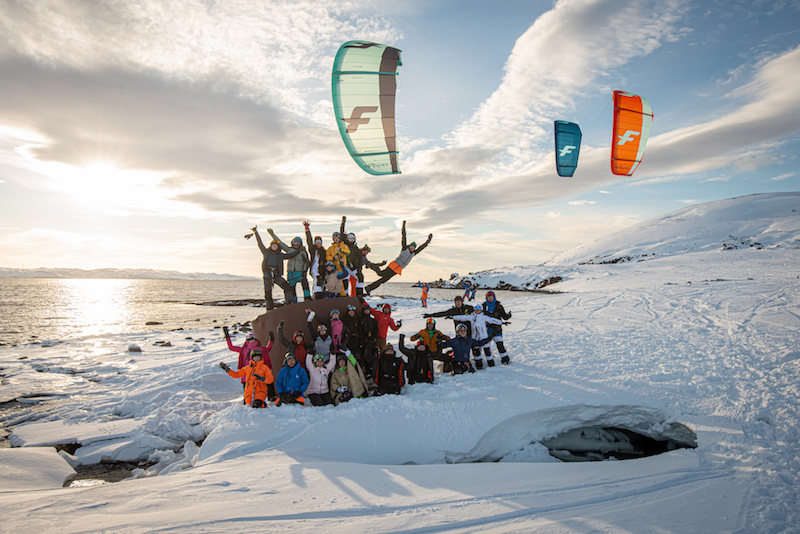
[[559, 145, 577, 157], [617, 130, 640, 146], [343, 106, 378, 133]]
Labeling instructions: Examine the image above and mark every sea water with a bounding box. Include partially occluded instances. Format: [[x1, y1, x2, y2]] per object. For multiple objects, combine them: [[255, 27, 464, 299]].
[[0, 279, 533, 346]]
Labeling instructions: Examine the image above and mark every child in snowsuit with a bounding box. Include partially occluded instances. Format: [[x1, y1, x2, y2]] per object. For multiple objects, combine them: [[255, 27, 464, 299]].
[[330, 351, 370, 405], [275, 353, 309, 406], [374, 344, 405, 395], [219, 349, 275, 407], [398, 334, 434, 384], [439, 324, 495, 375], [268, 229, 311, 303], [483, 291, 512, 364], [364, 220, 432, 295], [252, 227, 301, 310], [448, 303, 504, 370], [368, 303, 402, 351], [223, 327, 273, 388], [305, 353, 336, 406]]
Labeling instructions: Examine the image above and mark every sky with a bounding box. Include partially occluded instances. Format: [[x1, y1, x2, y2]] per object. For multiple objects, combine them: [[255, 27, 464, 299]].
[[0, 0, 798, 280]]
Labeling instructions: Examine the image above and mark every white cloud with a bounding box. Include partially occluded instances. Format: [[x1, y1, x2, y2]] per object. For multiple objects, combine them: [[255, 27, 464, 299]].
[[770, 172, 795, 181], [569, 200, 596, 206]]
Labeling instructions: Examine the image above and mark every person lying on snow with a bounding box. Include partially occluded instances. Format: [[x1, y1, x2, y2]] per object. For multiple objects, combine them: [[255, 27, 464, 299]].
[[446, 303, 505, 370], [398, 334, 434, 384], [439, 324, 496, 375], [219, 349, 276, 407], [305, 353, 336, 406], [364, 220, 432, 295], [275, 353, 309, 406], [330, 351, 370, 405], [374, 344, 405, 396]]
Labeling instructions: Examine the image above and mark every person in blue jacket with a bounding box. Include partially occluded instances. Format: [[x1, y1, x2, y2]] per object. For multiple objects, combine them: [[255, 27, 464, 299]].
[[275, 353, 309, 406], [439, 324, 495, 375]]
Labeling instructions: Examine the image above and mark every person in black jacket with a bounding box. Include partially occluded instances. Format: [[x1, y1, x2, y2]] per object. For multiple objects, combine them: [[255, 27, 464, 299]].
[[252, 226, 301, 310], [424, 295, 474, 337], [303, 220, 327, 300], [483, 291, 513, 365], [374, 344, 404, 395], [358, 303, 380, 380], [398, 334, 434, 384]]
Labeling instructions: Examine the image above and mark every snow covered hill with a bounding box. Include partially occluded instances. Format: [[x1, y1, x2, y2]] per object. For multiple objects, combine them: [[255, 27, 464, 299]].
[[1, 193, 799, 533]]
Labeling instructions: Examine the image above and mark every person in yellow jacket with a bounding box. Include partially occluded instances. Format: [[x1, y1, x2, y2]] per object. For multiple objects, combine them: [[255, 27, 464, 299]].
[[325, 231, 351, 295], [219, 349, 275, 408]]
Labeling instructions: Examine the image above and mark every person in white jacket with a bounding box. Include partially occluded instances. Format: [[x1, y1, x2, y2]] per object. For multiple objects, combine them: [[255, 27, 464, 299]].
[[449, 304, 503, 370], [305, 353, 336, 406]]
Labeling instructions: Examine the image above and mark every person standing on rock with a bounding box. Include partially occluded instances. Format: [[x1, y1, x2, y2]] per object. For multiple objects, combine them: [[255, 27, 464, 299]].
[[267, 228, 311, 303], [252, 226, 300, 310]]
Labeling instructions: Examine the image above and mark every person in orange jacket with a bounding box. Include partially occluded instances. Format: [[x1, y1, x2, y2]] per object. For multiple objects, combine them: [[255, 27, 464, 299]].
[[219, 349, 275, 408]]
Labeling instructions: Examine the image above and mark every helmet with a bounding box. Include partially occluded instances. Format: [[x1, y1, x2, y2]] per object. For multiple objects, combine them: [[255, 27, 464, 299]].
[[270, 239, 280, 246], [382, 303, 391, 312], [250, 349, 263, 359], [313, 354, 326, 363], [486, 291, 496, 299], [416, 339, 426, 348], [317, 324, 327, 332], [291, 237, 303, 246], [347, 232, 356, 242], [245, 332, 257, 341], [284, 353, 296, 361], [382, 344, 395, 354], [330, 309, 340, 317], [426, 318, 436, 329], [332, 231, 342, 239], [456, 323, 468, 332], [325, 261, 334, 267], [361, 244, 371, 253]]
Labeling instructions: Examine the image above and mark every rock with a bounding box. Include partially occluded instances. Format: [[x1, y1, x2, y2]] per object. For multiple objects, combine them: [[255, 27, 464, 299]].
[[127, 344, 142, 353], [145, 321, 163, 326]]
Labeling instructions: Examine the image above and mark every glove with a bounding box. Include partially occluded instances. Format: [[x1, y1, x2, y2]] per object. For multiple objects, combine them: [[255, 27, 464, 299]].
[[223, 326, 230, 338], [507, 312, 512, 318], [337, 386, 349, 393], [423, 313, 431, 318], [251, 399, 264, 408], [269, 331, 275, 341], [219, 362, 230, 372], [396, 320, 402, 328], [254, 374, 265, 382], [290, 391, 301, 399], [399, 334, 405, 340], [468, 364, 476, 373], [279, 319, 285, 328], [342, 390, 353, 402], [303, 220, 310, 230], [307, 311, 316, 322]]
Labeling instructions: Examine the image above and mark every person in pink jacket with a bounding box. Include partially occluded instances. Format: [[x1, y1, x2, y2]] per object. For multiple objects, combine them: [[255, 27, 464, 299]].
[[223, 327, 274, 389], [305, 353, 336, 406], [368, 303, 402, 351]]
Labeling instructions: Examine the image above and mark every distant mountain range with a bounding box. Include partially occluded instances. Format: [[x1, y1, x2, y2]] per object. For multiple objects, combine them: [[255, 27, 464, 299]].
[[0, 267, 257, 280]]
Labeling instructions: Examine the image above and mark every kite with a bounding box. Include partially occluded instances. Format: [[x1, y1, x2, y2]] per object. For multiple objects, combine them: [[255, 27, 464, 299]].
[[554, 120, 582, 177], [332, 41, 402, 175], [611, 90, 653, 176]]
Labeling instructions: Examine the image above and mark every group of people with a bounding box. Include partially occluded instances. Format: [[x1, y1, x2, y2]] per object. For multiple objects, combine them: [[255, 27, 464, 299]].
[[249, 216, 433, 310], [219, 291, 513, 408]]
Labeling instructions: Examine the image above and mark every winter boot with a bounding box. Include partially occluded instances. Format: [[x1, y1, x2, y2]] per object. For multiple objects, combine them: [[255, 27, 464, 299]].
[[501, 355, 510, 365], [487, 359, 496, 368], [474, 359, 484, 370]]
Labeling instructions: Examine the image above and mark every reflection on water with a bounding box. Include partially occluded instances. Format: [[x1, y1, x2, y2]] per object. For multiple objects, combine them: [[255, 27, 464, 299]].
[[52, 279, 138, 339]]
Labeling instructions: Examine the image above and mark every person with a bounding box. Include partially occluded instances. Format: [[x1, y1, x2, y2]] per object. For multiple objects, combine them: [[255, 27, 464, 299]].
[[330, 351, 370, 405], [420, 283, 429, 308], [439, 324, 495, 375], [341, 304, 363, 364], [252, 226, 301, 310], [305, 353, 336, 406], [367, 302, 402, 351], [223, 327, 273, 389], [275, 353, 309, 406], [321, 261, 346, 298], [483, 290, 512, 364], [374, 344, 404, 395], [326, 231, 351, 295], [360, 244, 386, 276], [268, 229, 311, 302], [277, 320, 313, 369], [448, 304, 504, 369], [424, 296, 474, 337], [219, 349, 275, 407], [364, 220, 432, 295], [462, 280, 476, 301], [398, 334, 434, 384], [358, 302, 380, 380], [306, 309, 343, 359], [409, 318, 450, 354], [304, 221, 327, 299]]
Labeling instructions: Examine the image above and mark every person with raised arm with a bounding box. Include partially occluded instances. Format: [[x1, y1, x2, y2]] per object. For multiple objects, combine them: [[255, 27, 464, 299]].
[[267, 228, 311, 303], [364, 220, 432, 295], [252, 226, 300, 310]]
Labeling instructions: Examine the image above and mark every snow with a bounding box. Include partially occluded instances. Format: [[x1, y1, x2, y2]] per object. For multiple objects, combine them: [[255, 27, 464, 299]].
[[0, 448, 76, 490], [0, 192, 799, 532]]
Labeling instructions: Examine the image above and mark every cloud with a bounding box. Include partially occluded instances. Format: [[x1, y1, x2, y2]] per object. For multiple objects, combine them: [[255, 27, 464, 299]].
[[568, 200, 596, 206], [770, 172, 795, 181]]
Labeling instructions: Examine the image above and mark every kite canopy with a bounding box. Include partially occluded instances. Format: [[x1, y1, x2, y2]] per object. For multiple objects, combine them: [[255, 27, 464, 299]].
[[332, 41, 402, 175], [554, 120, 582, 177], [611, 91, 653, 176]]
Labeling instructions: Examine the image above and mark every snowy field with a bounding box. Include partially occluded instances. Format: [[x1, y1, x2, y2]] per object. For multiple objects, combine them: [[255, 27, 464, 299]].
[[1, 193, 799, 533]]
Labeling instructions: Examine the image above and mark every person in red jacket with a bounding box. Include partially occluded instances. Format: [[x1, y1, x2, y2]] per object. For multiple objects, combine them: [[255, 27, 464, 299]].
[[368, 303, 402, 351], [219, 350, 275, 407]]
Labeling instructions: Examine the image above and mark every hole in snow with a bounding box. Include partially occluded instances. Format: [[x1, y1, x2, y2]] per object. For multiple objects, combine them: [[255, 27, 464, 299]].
[[445, 405, 697, 464]]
